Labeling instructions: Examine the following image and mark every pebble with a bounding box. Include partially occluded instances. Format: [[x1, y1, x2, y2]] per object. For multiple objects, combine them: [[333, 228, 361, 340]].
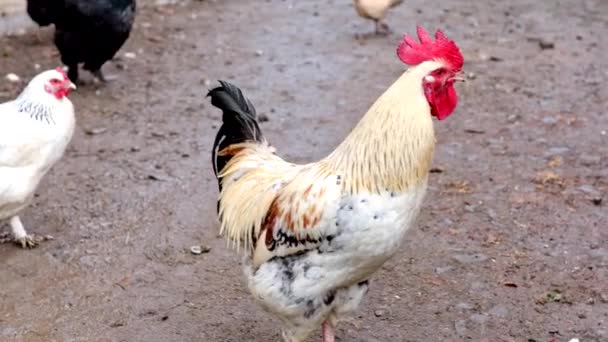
[[84, 127, 108, 136], [435, 266, 453, 274], [190, 245, 211, 255], [5, 73, 20, 82], [542, 116, 558, 124], [374, 309, 385, 317], [455, 302, 474, 311], [470, 313, 489, 324], [258, 113, 269, 122], [454, 319, 467, 336], [545, 147, 570, 156], [579, 154, 601, 166], [452, 253, 489, 264], [578, 185, 600, 196], [124, 52, 137, 59], [488, 305, 508, 317]]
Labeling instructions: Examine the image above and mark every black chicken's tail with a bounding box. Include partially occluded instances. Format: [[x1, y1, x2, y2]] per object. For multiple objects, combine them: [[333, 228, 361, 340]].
[[208, 81, 264, 182]]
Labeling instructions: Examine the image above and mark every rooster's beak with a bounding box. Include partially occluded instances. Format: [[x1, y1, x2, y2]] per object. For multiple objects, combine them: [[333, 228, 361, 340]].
[[450, 72, 466, 83], [68, 82, 77, 90]]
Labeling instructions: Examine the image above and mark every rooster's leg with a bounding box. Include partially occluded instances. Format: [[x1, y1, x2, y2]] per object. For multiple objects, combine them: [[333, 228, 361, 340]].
[[10, 216, 37, 249], [321, 320, 335, 342]]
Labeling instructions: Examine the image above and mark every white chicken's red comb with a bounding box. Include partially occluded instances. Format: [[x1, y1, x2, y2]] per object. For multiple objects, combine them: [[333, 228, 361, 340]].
[[397, 26, 464, 71], [55, 67, 69, 81]]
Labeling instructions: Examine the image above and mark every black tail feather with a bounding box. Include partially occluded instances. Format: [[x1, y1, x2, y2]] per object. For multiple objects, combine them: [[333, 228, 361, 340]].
[[209, 81, 264, 181]]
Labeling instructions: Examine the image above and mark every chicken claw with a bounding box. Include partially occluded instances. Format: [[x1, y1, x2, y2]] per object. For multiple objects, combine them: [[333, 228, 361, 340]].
[[10, 216, 39, 249], [14, 235, 38, 249], [375, 20, 391, 35], [92, 70, 118, 83]]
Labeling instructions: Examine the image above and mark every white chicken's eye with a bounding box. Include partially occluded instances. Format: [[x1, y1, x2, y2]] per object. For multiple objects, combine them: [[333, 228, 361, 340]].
[[50, 79, 61, 85]]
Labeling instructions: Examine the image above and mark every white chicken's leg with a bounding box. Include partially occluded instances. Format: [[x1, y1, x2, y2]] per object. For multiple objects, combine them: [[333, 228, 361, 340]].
[[321, 320, 335, 342], [10, 216, 37, 248]]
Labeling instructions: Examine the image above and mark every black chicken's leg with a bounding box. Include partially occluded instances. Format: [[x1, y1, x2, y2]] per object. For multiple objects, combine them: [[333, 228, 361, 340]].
[[91, 69, 117, 83], [67, 65, 79, 84]]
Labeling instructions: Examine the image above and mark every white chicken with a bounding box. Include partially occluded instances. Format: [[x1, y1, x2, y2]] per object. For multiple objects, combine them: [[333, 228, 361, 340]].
[[0, 68, 76, 248]]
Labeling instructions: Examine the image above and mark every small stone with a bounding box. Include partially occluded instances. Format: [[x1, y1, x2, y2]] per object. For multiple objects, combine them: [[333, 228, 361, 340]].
[[5, 73, 20, 82], [435, 266, 453, 274], [258, 113, 269, 122], [190, 245, 211, 255], [255, 50, 263, 56], [580, 154, 601, 166], [374, 309, 385, 317], [84, 127, 108, 135], [578, 185, 599, 196], [542, 117, 558, 124], [470, 313, 489, 324], [124, 52, 137, 59], [455, 302, 474, 311], [545, 147, 570, 156], [454, 319, 467, 335], [507, 114, 520, 123], [488, 305, 508, 317], [538, 40, 555, 50], [452, 253, 488, 264]]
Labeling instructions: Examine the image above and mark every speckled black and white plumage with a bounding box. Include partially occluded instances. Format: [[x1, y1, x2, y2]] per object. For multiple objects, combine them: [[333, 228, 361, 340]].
[[243, 188, 427, 341]]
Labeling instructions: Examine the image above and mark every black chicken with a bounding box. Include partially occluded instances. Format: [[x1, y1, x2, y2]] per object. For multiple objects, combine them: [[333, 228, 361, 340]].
[[26, 0, 137, 83]]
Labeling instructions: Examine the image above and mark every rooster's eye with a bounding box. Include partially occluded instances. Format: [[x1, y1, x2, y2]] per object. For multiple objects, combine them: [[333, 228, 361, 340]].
[[50, 79, 61, 85]]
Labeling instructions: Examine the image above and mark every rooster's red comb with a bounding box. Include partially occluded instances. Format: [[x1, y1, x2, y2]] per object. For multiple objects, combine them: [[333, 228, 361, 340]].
[[55, 67, 69, 81], [397, 26, 463, 71]]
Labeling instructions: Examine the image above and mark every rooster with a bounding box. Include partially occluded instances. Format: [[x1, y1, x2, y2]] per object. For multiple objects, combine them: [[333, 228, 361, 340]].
[[354, 0, 404, 35], [0, 68, 76, 248], [209, 26, 464, 342], [25, 0, 137, 83]]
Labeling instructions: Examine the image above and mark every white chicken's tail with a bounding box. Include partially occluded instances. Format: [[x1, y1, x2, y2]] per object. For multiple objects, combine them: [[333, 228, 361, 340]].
[[208, 81, 264, 186]]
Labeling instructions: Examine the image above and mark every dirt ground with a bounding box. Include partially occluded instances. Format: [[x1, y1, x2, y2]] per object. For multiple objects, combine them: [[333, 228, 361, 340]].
[[0, 0, 607, 341]]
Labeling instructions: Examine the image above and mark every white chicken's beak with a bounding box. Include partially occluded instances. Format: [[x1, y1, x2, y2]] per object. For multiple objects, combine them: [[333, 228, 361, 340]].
[[68, 82, 77, 90]]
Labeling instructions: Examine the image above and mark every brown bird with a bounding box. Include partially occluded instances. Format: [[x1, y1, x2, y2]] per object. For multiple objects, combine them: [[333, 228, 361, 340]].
[[353, 0, 404, 35]]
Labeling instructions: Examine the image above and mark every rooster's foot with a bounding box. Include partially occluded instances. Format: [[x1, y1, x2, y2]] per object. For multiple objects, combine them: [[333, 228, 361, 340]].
[[14, 234, 39, 249]]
